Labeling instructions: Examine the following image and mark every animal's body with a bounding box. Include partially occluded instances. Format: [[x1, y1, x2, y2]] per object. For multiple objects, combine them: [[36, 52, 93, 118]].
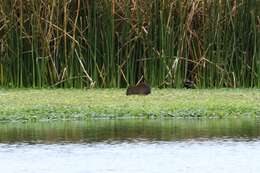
[[126, 82, 151, 95], [184, 79, 196, 89]]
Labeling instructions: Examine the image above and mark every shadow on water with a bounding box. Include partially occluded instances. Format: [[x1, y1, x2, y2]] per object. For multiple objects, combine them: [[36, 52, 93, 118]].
[[0, 118, 260, 143]]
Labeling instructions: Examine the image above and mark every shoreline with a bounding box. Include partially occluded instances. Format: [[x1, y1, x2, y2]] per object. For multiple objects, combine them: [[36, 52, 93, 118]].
[[0, 89, 259, 122]]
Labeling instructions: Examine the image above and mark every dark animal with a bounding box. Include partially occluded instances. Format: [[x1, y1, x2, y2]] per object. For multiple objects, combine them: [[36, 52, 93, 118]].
[[184, 79, 196, 89], [126, 82, 151, 95]]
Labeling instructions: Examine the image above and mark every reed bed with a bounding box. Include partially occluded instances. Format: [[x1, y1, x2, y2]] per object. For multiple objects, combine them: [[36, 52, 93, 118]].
[[0, 0, 259, 88]]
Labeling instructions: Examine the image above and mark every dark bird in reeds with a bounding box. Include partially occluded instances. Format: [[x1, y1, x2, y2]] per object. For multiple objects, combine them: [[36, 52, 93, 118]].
[[126, 82, 151, 95], [184, 79, 196, 89]]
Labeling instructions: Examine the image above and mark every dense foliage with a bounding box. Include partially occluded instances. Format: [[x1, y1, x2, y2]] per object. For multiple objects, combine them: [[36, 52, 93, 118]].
[[0, 0, 259, 88]]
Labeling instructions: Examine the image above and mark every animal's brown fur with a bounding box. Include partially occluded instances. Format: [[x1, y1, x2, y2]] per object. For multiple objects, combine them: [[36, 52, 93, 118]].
[[184, 79, 196, 89], [126, 82, 151, 95]]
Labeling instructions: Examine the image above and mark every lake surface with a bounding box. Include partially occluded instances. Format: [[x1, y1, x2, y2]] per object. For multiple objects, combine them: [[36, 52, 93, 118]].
[[1, 118, 260, 173]]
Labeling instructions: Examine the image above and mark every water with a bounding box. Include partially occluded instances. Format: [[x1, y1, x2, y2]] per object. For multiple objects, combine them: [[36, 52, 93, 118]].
[[1, 118, 260, 173]]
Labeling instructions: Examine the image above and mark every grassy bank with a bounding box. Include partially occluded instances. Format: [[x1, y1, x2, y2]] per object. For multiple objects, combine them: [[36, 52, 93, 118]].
[[0, 89, 259, 121]]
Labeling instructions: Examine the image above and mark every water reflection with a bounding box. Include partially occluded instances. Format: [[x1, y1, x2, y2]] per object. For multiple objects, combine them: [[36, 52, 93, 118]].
[[1, 118, 260, 173], [0, 118, 260, 143]]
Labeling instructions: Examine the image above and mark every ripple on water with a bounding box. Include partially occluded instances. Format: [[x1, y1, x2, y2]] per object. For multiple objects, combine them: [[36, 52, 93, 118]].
[[0, 140, 260, 173], [1, 118, 260, 173]]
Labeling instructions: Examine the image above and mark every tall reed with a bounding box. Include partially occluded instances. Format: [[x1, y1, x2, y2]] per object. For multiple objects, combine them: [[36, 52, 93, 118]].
[[0, 0, 259, 88]]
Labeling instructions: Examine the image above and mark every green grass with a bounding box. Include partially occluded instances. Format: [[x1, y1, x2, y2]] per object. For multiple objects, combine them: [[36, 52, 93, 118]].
[[0, 89, 259, 121]]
